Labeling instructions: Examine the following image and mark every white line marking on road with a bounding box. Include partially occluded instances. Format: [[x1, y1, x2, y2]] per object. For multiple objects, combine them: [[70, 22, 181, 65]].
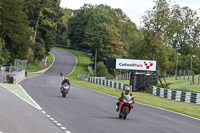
[[57, 123, 62, 126], [42, 111, 46, 114], [62, 50, 77, 77], [0, 85, 42, 110], [137, 102, 200, 121], [61, 127, 66, 130], [50, 118, 54, 120], [47, 115, 69, 133], [9, 51, 70, 133], [46, 115, 51, 118], [18, 84, 42, 110]]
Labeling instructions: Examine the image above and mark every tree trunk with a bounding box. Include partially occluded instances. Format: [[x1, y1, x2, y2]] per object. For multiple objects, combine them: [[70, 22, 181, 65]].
[[163, 72, 168, 86], [44, 55, 47, 66], [33, 19, 39, 41]]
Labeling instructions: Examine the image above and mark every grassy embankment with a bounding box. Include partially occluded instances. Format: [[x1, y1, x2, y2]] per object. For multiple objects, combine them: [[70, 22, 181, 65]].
[[114, 75, 200, 93], [26, 52, 54, 77], [54, 47, 200, 119], [165, 76, 200, 93]]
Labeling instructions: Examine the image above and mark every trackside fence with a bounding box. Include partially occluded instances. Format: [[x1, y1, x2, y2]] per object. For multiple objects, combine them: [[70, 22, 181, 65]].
[[88, 77, 129, 90], [87, 77, 200, 105], [152, 86, 200, 105]]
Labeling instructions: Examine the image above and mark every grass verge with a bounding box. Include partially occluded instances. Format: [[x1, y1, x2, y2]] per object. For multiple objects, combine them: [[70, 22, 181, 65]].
[[163, 76, 200, 93], [114, 76, 200, 93], [26, 52, 54, 77], [0, 83, 40, 109], [56, 47, 200, 119]]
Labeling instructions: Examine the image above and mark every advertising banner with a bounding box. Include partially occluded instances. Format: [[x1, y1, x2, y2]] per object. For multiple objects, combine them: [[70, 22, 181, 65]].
[[116, 59, 156, 71]]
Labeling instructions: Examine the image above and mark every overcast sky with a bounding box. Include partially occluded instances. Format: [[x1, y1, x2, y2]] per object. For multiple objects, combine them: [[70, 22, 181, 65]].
[[60, 0, 200, 26]]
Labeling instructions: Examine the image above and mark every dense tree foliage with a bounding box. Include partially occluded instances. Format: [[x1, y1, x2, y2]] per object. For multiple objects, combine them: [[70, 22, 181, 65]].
[[141, 0, 200, 73], [24, 0, 65, 60], [68, 4, 133, 62], [0, 0, 199, 75], [142, 0, 175, 72], [0, 0, 31, 62], [0, 0, 67, 65]]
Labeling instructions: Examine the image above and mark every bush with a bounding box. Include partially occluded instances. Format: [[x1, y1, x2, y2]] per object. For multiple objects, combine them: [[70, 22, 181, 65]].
[[96, 61, 109, 77], [0, 38, 10, 65], [27, 47, 34, 63]]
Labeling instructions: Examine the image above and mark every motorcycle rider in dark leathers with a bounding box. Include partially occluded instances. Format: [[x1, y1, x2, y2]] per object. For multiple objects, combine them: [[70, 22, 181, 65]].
[[60, 77, 71, 91]]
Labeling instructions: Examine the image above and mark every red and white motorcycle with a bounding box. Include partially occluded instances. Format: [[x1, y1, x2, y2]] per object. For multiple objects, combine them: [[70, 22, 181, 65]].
[[118, 95, 134, 119]]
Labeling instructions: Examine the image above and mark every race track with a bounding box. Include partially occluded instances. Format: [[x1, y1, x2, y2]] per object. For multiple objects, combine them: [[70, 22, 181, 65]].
[[20, 49, 200, 133]]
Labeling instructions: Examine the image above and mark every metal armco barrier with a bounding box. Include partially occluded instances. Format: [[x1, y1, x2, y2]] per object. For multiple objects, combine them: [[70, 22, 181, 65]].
[[152, 86, 200, 105], [88, 77, 129, 90]]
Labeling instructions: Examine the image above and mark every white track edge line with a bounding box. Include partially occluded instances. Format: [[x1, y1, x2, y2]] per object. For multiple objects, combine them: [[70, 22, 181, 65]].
[[18, 84, 42, 110], [1, 85, 42, 110], [63, 51, 78, 77], [73, 84, 200, 121]]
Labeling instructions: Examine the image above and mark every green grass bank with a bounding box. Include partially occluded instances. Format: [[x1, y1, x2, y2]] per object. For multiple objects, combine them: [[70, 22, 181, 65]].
[[26, 52, 54, 77], [114, 76, 200, 93]]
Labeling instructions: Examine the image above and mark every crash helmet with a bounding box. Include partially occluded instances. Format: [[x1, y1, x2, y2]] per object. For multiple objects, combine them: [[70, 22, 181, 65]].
[[124, 86, 130, 95]]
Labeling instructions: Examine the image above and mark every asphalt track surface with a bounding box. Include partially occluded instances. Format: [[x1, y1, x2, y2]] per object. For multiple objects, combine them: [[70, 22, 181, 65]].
[[0, 85, 63, 133], [17, 49, 200, 133]]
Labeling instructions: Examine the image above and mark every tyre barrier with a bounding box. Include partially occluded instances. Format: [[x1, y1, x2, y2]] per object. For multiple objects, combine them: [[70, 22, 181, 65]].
[[88, 77, 128, 90], [152, 86, 200, 105]]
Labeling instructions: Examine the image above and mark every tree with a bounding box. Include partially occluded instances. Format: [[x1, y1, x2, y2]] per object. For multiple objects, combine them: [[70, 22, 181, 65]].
[[24, 0, 65, 60], [83, 22, 111, 62], [56, 9, 69, 46], [97, 5, 139, 59], [0, 0, 31, 61], [68, 4, 96, 48], [141, 0, 175, 71], [96, 61, 108, 77], [0, 38, 10, 65], [106, 24, 127, 58], [170, 5, 199, 55], [68, 4, 131, 62], [0, 1, 10, 64]]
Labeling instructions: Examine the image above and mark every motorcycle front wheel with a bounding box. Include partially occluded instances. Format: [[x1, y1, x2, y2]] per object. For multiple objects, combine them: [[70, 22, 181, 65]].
[[62, 93, 66, 97], [123, 108, 129, 119], [61, 90, 68, 97], [119, 113, 122, 118]]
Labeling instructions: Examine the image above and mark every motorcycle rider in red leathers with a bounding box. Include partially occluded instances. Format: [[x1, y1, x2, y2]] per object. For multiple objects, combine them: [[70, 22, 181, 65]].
[[116, 86, 134, 112]]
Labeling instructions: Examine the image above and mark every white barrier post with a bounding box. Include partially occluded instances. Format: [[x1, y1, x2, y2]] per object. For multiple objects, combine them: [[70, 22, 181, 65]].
[[175, 91, 181, 101], [185, 92, 191, 103], [160, 88, 164, 97], [152, 86, 157, 95], [167, 89, 172, 99], [196, 93, 200, 104]]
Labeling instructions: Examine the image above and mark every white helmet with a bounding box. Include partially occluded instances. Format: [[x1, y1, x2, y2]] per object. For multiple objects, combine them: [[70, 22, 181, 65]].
[[124, 86, 130, 94], [65, 77, 68, 80]]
